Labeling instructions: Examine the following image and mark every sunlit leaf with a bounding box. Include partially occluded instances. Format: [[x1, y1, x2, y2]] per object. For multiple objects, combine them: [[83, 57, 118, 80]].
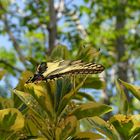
[[115, 80, 129, 115], [24, 82, 55, 120], [50, 45, 70, 60], [55, 115, 77, 140], [110, 114, 140, 140], [0, 0, 11, 15], [14, 89, 52, 139], [0, 97, 13, 109], [57, 77, 87, 117], [36, 137, 46, 140], [88, 116, 121, 140], [12, 93, 25, 110], [26, 111, 52, 139], [0, 70, 6, 80], [79, 118, 94, 131], [55, 78, 73, 112], [74, 91, 95, 101], [16, 71, 33, 91], [80, 77, 105, 89], [119, 79, 140, 101], [13, 71, 33, 109], [13, 89, 45, 119], [72, 132, 104, 140], [0, 48, 16, 64], [0, 108, 24, 131], [56, 90, 74, 117], [77, 46, 100, 62], [80, 6, 91, 14], [70, 102, 112, 120], [24, 110, 41, 137]]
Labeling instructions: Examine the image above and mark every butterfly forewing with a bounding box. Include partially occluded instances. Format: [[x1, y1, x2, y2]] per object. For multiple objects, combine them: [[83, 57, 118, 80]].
[[26, 60, 105, 83]]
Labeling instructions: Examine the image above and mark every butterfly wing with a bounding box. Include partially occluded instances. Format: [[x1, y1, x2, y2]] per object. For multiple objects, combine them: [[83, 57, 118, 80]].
[[26, 60, 105, 83], [44, 60, 105, 80]]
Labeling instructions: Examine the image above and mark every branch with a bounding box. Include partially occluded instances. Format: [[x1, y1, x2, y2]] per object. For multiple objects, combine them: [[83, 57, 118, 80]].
[[0, 59, 22, 73], [48, 0, 57, 54], [0, 2, 26, 65], [2, 15, 26, 65]]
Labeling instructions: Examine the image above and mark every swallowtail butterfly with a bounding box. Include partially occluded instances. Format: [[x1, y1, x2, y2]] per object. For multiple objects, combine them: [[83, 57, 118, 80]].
[[26, 60, 105, 83]]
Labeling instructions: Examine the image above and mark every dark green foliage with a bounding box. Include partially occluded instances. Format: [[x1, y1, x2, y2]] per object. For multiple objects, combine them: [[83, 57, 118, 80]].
[[0, 0, 140, 139]]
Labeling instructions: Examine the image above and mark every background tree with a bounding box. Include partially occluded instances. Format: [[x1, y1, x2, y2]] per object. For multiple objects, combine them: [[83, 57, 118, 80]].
[[1, 0, 140, 139], [0, 0, 140, 133]]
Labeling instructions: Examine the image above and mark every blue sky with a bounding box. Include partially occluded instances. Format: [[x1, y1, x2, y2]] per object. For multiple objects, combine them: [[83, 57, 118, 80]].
[[0, 35, 12, 49]]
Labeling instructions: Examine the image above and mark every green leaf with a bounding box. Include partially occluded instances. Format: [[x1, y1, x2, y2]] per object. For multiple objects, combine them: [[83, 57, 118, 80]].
[[76, 46, 100, 62], [80, 77, 105, 89], [88, 117, 121, 140], [72, 132, 104, 140], [119, 79, 140, 101], [57, 76, 87, 117], [80, 6, 91, 14], [0, 70, 6, 80], [12, 93, 24, 110], [0, 48, 16, 64], [13, 89, 45, 119], [110, 114, 140, 140], [0, 0, 11, 15], [0, 97, 13, 109], [70, 102, 112, 120], [74, 91, 95, 101], [55, 115, 77, 140], [16, 71, 33, 91], [13, 71, 33, 109], [25, 113, 39, 136], [26, 110, 52, 140], [56, 91, 74, 117], [55, 78, 73, 112], [50, 45, 70, 60], [35, 138, 48, 140], [115, 80, 129, 115], [0, 108, 24, 131], [24, 82, 55, 120], [14, 88, 52, 139], [0, 108, 24, 139]]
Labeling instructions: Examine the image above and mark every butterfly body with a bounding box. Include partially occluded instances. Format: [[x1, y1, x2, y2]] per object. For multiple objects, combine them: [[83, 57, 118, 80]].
[[26, 60, 105, 83]]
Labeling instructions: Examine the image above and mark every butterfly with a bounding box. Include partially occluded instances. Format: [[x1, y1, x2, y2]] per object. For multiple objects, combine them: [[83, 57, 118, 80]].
[[26, 60, 105, 83]]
